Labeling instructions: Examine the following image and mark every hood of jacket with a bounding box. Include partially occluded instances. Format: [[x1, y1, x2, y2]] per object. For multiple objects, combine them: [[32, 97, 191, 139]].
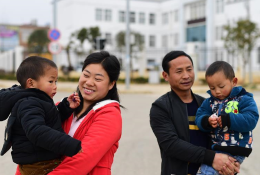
[[0, 84, 53, 121]]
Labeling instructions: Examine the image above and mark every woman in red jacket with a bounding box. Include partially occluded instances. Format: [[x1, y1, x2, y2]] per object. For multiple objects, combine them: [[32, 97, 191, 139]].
[[16, 51, 123, 175]]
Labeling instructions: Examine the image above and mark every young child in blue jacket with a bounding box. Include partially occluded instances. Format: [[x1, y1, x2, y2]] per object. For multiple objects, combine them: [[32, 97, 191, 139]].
[[195, 61, 259, 175]]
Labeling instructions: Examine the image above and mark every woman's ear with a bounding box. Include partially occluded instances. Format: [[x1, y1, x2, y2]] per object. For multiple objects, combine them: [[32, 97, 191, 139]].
[[109, 81, 116, 90], [26, 78, 34, 88]]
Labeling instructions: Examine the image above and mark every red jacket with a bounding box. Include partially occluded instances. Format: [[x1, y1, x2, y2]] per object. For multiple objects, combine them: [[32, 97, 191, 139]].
[[16, 100, 122, 175]]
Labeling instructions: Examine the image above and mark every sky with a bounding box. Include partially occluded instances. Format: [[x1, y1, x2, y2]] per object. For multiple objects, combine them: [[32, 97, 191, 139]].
[[0, 0, 53, 26]]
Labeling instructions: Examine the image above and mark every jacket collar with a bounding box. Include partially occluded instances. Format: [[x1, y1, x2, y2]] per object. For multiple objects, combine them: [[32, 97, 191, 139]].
[[170, 88, 201, 105], [93, 100, 119, 111]]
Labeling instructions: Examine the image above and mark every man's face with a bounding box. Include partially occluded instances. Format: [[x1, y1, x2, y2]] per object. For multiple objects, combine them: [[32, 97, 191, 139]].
[[162, 56, 194, 93]]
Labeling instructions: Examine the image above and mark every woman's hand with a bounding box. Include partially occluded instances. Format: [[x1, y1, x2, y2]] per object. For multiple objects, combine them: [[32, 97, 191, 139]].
[[67, 92, 81, 109]]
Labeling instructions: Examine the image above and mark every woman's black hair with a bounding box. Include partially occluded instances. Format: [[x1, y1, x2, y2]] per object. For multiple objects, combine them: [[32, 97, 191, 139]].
[[74, 51, 123, 120]]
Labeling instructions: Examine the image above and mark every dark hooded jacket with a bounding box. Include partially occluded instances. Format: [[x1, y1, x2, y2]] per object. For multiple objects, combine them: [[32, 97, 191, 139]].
[[0, 85, 81, 164]]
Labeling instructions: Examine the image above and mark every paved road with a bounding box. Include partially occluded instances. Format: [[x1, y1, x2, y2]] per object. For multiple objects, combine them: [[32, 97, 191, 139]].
[[0, 86, 259, 174]]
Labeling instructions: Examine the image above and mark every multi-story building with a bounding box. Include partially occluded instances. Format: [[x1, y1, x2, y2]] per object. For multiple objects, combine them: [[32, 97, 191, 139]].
[[52, 0, 260, 78]]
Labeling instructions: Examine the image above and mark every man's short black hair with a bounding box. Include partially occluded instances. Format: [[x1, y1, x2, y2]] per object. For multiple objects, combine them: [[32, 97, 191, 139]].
[[205, 61, 235, 80], [16, 56, 57, 88], [162, 50, 193, 74]]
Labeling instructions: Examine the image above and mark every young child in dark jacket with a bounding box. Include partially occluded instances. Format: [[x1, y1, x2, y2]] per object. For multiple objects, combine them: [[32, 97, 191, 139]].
[[195, 61, 259, 175], [0, 56, 82, 175]]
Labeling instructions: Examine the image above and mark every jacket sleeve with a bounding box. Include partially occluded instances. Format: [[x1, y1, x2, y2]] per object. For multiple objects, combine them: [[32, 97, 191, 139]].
[[48, 106, 122, 175], [17, 99, 81, 157], [57, 97, 74, 122], [150, 99, 215, 166], [195, 98, 213, 132], [229, 94, 259, 132]]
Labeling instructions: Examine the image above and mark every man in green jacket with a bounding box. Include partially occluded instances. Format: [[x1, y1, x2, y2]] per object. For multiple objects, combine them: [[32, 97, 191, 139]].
[[150, 51, 240, 175]]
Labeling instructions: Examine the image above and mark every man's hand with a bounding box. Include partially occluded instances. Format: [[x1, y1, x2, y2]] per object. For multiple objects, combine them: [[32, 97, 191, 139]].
[[67, 92, 81, 109], [213, 153, 240, 175]]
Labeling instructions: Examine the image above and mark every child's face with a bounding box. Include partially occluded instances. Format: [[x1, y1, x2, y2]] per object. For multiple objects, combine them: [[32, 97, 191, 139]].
[[29, 67, 58, 99], [206, 71, 237, 100]]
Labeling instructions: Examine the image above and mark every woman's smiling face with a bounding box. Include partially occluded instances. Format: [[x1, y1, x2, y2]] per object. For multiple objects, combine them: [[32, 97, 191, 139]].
[[79, 63, 115, 106]]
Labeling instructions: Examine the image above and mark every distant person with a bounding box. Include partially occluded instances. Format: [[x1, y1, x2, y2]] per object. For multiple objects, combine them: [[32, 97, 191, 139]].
[[150, 51, 240, 175], [15, 51, 123, 175], [0, 56, 82, 175], [195, 61, 259, 175]]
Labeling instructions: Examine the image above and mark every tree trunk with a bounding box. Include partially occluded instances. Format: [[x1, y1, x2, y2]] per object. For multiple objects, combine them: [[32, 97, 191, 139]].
[[248, 51, 253, 84], [242, 52, 247, 84], [66, 49, 72, 69]]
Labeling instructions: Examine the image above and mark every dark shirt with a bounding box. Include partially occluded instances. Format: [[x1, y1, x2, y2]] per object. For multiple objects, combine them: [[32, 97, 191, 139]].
[[187, 99, 209, 175]]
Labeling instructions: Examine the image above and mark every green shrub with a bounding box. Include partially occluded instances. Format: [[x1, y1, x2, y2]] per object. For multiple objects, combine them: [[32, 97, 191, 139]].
[[132, 77, 148, 84], [58, 76, 79, 82], [0, 73, 16, 80]]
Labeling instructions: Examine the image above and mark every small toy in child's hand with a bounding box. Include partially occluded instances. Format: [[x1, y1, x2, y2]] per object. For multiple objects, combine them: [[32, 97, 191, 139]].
[[210, 113, 218, 118]]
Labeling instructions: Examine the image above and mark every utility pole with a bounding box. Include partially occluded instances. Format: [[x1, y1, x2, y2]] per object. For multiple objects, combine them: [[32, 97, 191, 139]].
[[52, 0, 58, 64], [125, 0, 130, 89]]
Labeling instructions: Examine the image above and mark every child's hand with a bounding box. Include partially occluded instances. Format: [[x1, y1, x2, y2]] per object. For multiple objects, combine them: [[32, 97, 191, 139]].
[[217, 116, 222, 128], [67, 92, 81, 109], [209, 114, 218, 128]]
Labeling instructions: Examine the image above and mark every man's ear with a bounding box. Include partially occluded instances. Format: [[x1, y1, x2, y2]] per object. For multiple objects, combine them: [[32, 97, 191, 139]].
[[162, 71, 169, 82], [26, 78, 34, 88]]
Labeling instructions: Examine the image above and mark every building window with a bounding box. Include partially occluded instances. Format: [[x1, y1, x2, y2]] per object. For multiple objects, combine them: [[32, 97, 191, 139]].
[[149, 35, 156, 47], [141, 35, 145, 44], [147, 59, 156, 69], [162, 35, 168, 47], [174, 10, 178, 22], [216, 0, 224, 14], [174, 33, 179, 45], [96, 9, 102, 21], [105, 9, 112, 21], [186, 25, 206, 42], [139, 12, 145, 24], [215, 26, 223, 41], [130, 12, 136, 23], [149, 13, 155, 25], [119, 11, 125, 22], [105, 33, 112, 45], [162, 13, 168, 25], [190, 1, 205, 20]]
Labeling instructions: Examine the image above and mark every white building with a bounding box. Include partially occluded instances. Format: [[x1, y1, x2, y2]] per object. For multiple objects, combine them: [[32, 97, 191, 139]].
[[55, 0, 260, 77]]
